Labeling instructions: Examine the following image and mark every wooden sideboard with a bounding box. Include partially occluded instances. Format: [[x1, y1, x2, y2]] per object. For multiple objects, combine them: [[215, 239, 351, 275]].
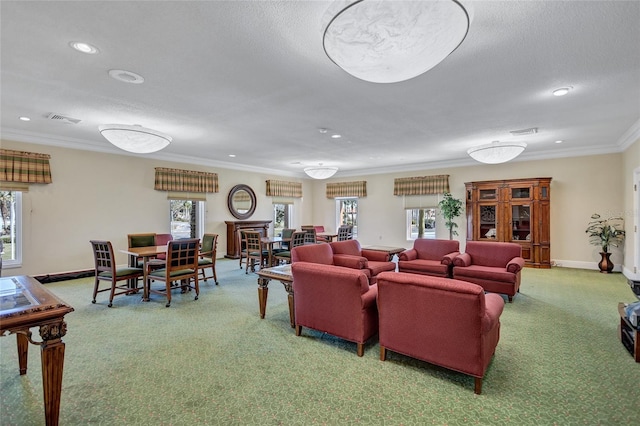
[[225, 220, 271, 259]]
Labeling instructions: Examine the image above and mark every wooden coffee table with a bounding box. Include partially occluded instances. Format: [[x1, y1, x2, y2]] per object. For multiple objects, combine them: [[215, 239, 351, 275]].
[[256, 264, 295, 328]]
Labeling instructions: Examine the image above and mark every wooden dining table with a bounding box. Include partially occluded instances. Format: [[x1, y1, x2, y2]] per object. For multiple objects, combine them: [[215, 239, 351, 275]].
[[120, 245, 167, 301], [260, 236, 288, 267]]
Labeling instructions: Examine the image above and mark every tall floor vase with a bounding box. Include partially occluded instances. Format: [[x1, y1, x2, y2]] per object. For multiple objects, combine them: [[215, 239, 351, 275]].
[[598, 252, 614, 273]]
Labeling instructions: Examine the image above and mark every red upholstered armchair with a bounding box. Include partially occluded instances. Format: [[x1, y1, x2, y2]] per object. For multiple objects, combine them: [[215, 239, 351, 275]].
[[376, 271, 505, 394], [329, 240, 396, 283], [452, 241, 525, 302], [291, 242, 369, 271], [291, 262, 378, 356], [398, 238, 460, 278]]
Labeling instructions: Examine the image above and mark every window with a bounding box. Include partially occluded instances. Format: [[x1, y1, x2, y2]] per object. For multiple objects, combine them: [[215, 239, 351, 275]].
[[273, 203, 292, 236], [336, 198, 358, 238], [0, 191, 22, 268], [169, 200, 204, 239], [406, 208, 437, 240]]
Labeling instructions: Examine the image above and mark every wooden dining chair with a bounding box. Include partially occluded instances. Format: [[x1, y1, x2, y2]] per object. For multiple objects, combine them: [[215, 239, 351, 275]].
[[90, 240, 144, 307], [274, 231, 307, 264], [244, 230, 268, 274], [147, 238, 200, 307], [198, 233, 219, 284], [127, 233, 157, 268], [337, 225, 353, 241]]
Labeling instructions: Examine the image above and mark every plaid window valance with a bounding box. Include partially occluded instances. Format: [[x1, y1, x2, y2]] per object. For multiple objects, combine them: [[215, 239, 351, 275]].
[[265, 180, 303, 198], [154, 167, 219, 193], [326, 181, 367, 198], [0, 149, 52, 185], [393, 175, 449, 196]]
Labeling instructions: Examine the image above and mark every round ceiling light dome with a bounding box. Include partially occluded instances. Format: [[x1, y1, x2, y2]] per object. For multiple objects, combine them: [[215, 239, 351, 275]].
[[108, 69, 145, 84]]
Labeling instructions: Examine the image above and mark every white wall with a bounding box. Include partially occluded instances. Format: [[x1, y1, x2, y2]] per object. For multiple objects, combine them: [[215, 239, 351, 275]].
[[2, 138, 638, 279]]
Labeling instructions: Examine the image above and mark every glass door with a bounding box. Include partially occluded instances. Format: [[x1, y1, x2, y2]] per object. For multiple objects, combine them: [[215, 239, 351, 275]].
[[479, 204, 498, 239], [511, 205, 531, 242]]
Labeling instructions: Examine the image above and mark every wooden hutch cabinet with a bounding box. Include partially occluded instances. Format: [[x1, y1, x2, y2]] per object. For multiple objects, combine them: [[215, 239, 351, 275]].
[[465, 177, 552, 268]]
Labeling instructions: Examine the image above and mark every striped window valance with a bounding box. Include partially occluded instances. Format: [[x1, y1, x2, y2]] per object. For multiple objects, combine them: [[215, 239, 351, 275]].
[[265, 180, 303, 198], [0, 149, 52, 186], [326, 181, 367, 198], [154, 167, 219, 193], [393, 175, 449, 196]]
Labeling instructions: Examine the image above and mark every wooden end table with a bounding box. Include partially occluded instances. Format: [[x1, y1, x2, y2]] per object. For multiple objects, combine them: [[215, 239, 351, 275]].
[[256, 264, 294, 328]]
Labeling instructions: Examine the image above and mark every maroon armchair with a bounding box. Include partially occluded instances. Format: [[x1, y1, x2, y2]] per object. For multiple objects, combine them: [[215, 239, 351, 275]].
[[291, 262, 378, 356], [291, 242, 369, 272], [376, 271, 505, 394], [329, 240, 396, 283], [397, 238, 460, 278], [452, 241, 525, 302]]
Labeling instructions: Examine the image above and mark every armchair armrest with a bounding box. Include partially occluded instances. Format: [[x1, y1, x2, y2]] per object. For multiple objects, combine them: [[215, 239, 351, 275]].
[[361, 284, 378, 308], [482, 294, 505, 332], [453, 252, 471, 267], [361, 249, 390, 262], [333, 254, 368, 270], [506, 257, 525, 273], [399, 249, 417, 261], [441, 251, 460, 265]]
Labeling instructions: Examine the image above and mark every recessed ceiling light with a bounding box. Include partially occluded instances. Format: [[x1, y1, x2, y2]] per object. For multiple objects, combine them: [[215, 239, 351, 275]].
[[331, 134, 341, 139], [318, 128, 328, 134], [228, 154, 236, 158], [69, 41, 99, 54], [19, 116, 31, 121], [108, 69, 145, 84], [555, 140, 564, 144], [552, 87, 571, 96]]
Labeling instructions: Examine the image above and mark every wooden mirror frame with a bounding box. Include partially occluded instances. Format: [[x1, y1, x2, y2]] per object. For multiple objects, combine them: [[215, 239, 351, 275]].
[[227, 184, 256, 220]]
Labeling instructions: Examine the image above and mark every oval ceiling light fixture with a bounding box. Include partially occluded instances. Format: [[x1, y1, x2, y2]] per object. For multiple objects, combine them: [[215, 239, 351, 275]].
[[552, 87, 571, 96], [98, 124, 172, 154], [108, 69, 145, 84], [467, 141, 527, 164], [304, 164, 339, 179], [69, 41, 99, 54], [19, 116, 31, 121], [322, 0, 470, 83]]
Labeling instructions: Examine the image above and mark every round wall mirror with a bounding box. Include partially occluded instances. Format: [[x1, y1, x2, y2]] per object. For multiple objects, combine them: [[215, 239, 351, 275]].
[[228, 184, 256, 220]]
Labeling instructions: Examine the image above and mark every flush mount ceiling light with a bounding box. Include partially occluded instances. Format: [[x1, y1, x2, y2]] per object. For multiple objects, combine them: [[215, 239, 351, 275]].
[[467, 141, 527, 164], [98, 124, 172, 154], [553, 87, 571, 96], [322, 0, 470, 83], [69, 41, 99, 54], [304, 165, 339, 179], [108, 69, 145, 84]]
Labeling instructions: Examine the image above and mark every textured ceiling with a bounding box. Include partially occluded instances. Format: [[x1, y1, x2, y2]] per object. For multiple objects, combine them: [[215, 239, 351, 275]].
[[1, 0, 639, 178]]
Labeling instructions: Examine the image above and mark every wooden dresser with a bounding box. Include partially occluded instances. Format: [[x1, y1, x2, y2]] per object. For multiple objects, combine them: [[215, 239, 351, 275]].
[[225, 220, 271, 259]]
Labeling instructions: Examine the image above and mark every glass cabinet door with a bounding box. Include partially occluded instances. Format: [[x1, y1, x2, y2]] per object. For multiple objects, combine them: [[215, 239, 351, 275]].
[[479, 205, 497, 239], [511, 205, 531, 241], [511, 186, 531, 200]]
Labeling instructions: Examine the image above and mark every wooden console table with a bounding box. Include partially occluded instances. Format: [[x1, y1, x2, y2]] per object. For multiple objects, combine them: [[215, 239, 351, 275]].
[[0, 275, 74, 426], [224, 220, 271, 259]]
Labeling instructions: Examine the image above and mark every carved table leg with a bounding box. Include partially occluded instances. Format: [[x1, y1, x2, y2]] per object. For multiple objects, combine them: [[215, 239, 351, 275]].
[[39, 320, 68, 426], [16, 331, 29, 375], [282, 281, 295, 328], [257, 277, 270, 319]]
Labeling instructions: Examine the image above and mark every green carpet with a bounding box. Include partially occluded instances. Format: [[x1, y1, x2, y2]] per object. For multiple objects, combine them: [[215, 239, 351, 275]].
[[1, 260, 639, 425]]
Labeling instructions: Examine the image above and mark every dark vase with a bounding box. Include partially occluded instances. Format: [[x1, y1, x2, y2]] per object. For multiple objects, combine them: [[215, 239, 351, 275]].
[[598, 252, 614, 273]]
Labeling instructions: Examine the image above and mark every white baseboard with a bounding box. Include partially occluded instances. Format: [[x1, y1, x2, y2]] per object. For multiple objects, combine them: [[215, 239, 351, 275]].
[[550, 259, 624, 273]]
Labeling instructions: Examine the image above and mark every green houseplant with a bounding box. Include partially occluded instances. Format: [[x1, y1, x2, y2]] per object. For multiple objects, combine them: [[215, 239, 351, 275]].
[[438, 192, 463, 240], [585, 213, 625, 273]]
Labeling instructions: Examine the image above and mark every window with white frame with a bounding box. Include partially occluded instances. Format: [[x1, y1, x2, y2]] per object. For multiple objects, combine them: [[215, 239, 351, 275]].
[[406, 207, 437, 240], [169, 200, 204, 239], [273, 202, 292, 236], [336, 198, 358, 238], [0, 191, 22, 268]]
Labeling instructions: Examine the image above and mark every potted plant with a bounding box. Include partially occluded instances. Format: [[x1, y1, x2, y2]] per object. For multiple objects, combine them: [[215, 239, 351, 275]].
[[438, 192, 463, 240], [585, 213, 625, 273]]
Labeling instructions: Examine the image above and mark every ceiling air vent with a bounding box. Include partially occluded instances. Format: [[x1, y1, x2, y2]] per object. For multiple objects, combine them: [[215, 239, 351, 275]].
[[510, 127, 538, 136], [47, 113, 81, 124]]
